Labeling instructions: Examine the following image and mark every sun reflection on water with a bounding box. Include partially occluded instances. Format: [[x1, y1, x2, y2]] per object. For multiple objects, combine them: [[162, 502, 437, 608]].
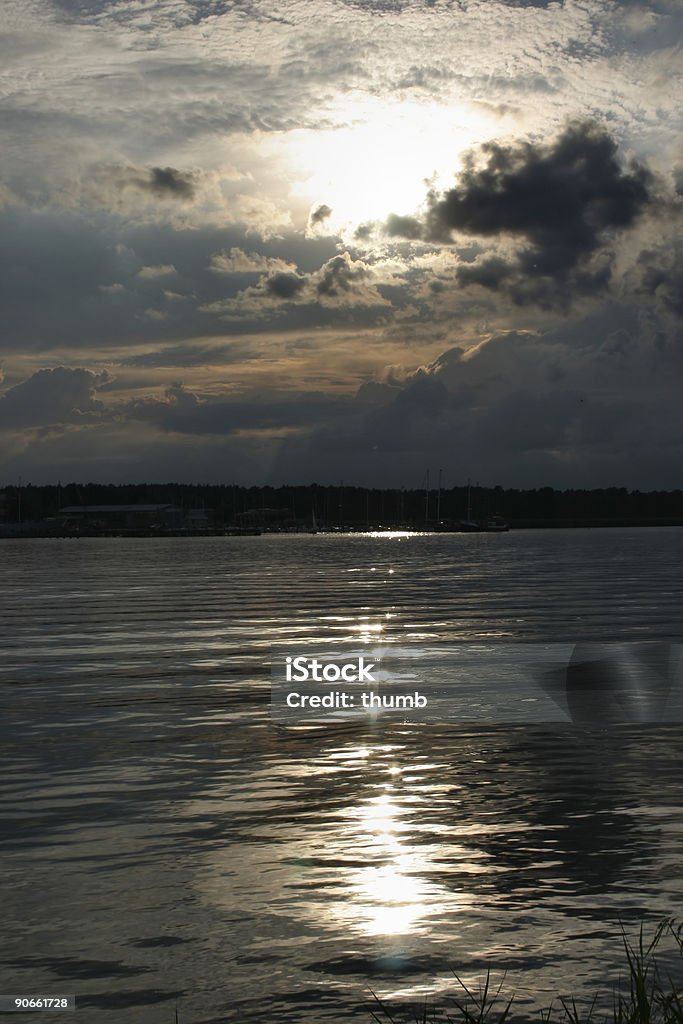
[[197, 744, 479, 954], [333, 785, 453, 937], [364, 531, 422, 539]]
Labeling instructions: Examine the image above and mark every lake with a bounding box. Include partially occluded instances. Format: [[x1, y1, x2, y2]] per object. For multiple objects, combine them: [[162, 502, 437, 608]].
[[1, 529, 683, 1023]]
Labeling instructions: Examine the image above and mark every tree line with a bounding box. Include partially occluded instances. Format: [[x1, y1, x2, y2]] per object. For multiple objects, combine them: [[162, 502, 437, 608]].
[[2, 482, 683, 527]]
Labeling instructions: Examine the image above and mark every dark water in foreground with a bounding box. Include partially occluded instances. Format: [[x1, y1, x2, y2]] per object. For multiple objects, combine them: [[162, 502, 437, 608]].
[[1, 529, 683, 1023]]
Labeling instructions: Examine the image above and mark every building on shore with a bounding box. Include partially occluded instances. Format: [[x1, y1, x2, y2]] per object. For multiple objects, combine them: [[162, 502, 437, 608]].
[[56, 504, 184, 533]]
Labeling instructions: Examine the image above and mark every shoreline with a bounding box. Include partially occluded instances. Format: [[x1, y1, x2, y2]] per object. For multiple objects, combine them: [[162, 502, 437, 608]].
[[3, 518, 683, 538]]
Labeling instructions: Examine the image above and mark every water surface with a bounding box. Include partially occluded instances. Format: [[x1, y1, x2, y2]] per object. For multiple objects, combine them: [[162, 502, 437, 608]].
[[1, 530, 682, 1022]]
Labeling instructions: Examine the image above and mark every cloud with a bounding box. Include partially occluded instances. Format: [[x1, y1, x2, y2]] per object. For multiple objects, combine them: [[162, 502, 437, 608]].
[[81, 166, 199, 206], [140, 167, 196, 200], [127, 382, 351, 436], [264, 271, 308, 299], [426, 121, 652, 267], [1, 0, 682, 486], [384, 213, 424, 240], [308, 203, 333, 231], [208, 248, 296, 274], [316, 253, 370, 297], [17, 162, 205, 220], [385, 121, 657, 309], [456, 256, 511, 289], [0, 366, 111, 428], [137, 264, 177, 279], [205, 251, 394, 318], [637, 243, 683, 320], [121, 340, 260, 368], [0, 206, 348, 350], [274, 319, 683, 488]]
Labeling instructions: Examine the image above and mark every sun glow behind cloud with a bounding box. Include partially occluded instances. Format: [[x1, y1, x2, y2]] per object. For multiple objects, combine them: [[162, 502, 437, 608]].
[[275, 95, 502, 233]]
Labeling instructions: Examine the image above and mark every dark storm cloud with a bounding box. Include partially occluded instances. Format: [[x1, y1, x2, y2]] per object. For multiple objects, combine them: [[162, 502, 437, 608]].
[[0, 207, 344, 350], [316, 253, 368, 297], [309, 204, 333, 227], [274, 320, 683, 489], [384, 122, 657, 310], [139, 167, 196, 201], [507, 259, 614, 310], [364, 373, 453, 445], [354, 223, 375, 241], [424, 122, 652, 273], [265, 272, 307, 298], [128, 384, 350, 436], [638, 246, 683, 320], [385, 213, 424, 240], [456, 256, 511, 289], [0, 367, 110, 428], [0, 209, 129, 349]]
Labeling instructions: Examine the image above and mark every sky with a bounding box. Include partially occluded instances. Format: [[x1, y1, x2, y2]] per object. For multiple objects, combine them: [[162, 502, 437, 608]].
[[0, 0, 681, 488]]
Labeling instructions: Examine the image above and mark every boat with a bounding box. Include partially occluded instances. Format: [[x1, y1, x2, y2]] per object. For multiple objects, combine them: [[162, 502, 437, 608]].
[[458, 481, 509, 532], [481, 514, 510, 532], [458, 479, 479, 530]]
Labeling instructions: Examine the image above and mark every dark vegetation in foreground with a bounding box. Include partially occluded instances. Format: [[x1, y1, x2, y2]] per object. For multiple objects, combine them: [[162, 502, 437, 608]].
[[369, 920, 683, 1024], [3, 482, 683, 529]]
